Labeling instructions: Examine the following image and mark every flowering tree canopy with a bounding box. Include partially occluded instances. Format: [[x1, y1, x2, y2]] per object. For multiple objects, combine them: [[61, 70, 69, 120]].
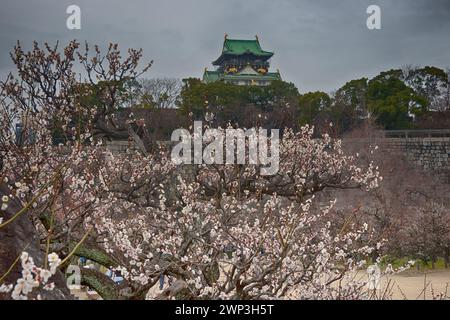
[[0, 40, 388, 300]]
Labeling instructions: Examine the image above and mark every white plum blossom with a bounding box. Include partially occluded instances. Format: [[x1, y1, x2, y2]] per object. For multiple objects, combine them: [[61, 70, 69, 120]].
[[7, 252, 61, 300], [0, 40, 396, 300]]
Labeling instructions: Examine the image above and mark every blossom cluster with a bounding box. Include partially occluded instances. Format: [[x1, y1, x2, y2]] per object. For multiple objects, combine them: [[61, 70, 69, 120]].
[[1, 252, 61, 300], [0, 40, 388, 300]]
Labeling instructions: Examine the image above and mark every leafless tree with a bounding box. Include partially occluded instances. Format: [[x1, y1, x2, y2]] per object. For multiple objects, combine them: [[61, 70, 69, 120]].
[[333, 123, 450, 266], [135, 78, 182, 109]]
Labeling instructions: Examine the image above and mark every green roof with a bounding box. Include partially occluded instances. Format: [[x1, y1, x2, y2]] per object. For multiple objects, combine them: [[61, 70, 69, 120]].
[[222, 72, 281, 81], [203, 70, 221, 83], [223, 39, 273, 56], [213, 38, 274, 65], [202, 70, 281, 84]]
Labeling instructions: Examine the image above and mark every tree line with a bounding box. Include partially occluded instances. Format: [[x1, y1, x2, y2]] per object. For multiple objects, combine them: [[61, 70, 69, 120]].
[[127, 65, 450, 138]]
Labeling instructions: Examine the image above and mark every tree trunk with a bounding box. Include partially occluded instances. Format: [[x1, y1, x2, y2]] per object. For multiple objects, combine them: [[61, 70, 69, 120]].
[[444, 248, 449, 269], [80, 268, 120, 300], [0, 184, 72, 300], [70, 241, 120, 269]]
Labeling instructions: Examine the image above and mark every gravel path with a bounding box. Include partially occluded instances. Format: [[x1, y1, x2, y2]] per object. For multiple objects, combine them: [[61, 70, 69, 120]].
[[383, 270, 450, 300]]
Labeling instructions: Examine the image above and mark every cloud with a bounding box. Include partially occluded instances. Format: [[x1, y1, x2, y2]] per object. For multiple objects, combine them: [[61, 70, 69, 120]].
[[0, 0, 449, 92]]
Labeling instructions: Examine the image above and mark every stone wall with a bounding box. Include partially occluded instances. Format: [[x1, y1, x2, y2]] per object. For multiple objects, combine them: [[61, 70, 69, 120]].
[[108, 136, 450, 182], [385, 138, 450, 172]]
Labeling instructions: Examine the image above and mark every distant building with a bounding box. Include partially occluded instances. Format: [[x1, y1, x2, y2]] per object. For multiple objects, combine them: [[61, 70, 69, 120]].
[[203, 35, 281, 86]]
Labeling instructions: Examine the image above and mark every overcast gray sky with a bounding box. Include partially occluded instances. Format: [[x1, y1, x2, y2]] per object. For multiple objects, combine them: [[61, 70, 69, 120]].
[[0, 0, 449, 93]]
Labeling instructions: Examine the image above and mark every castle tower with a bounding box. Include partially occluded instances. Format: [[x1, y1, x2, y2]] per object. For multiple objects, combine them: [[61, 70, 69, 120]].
[[203, 35, 281, 86]]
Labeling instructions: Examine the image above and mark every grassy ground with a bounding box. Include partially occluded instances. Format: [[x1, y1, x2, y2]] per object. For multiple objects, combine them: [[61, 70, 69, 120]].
[[379, 256, 448, 272]]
